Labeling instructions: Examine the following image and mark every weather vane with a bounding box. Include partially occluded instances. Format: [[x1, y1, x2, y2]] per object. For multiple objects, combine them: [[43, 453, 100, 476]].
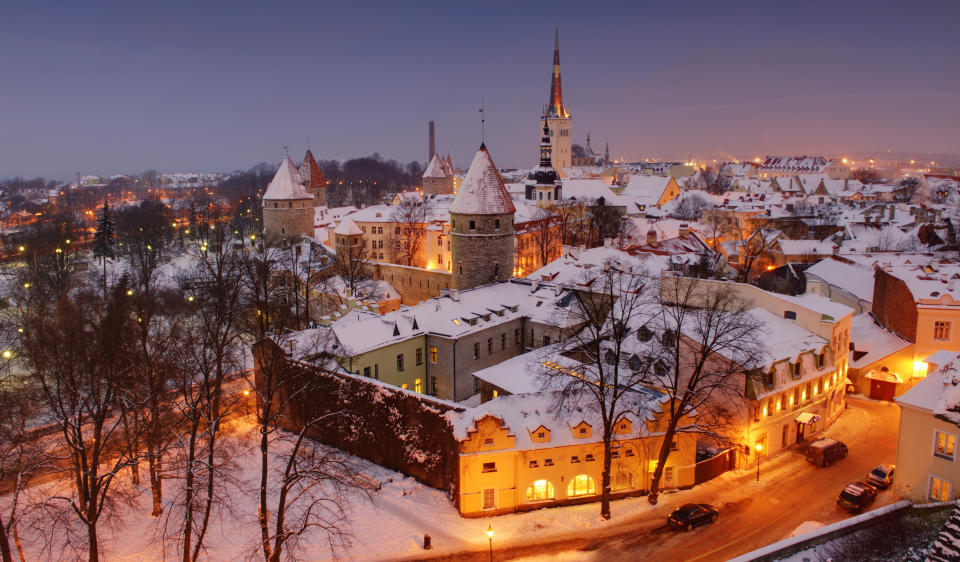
[[479, 100, 485, 144]]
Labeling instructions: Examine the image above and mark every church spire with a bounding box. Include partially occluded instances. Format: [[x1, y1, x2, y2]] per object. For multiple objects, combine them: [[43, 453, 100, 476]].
[[545, 25, 568, 119]]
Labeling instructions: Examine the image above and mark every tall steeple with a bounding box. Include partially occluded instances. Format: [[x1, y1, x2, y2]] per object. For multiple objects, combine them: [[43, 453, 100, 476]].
[[545, 25, 568, 119], [604, 141, 610, 165]]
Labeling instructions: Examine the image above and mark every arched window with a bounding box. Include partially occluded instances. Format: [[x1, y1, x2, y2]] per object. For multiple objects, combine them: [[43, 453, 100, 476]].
[[567, 474, 596, 497], [525, 479, 555, 502], [612, 471, 635, 491]]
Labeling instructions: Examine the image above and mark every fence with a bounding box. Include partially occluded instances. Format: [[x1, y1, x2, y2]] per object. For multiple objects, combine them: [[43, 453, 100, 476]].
[[694, 448, 736, 484]]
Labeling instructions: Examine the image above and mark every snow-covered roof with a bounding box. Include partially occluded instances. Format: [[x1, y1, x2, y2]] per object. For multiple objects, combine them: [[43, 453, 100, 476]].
[[805, 258, 875, 304], [775, 239, 837, 257], [897, 351, 960, 417], [450, 145, 515, 215], [744, 308, 829, 373], [848, 312, 912, 369], [330, 280, 580, 356], [759, 156, 828, 174], [444, 389, 667, 451], [775, 292, 854, 321], [333, 218, 363, 235], [621, 175, 673, 206], [423, 154, 448, 179], [263, 157, 312, 201]]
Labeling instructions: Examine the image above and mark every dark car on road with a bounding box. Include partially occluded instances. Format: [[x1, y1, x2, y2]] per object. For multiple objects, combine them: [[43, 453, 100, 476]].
[[667, 503, 718, 531], [866, 464, 895, 489], [837, 481, 877, 513], [805, 438, 848, 467]]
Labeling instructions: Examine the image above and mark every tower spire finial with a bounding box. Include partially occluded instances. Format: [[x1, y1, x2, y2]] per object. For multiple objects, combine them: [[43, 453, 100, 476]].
[[479, 100, 486, 147]]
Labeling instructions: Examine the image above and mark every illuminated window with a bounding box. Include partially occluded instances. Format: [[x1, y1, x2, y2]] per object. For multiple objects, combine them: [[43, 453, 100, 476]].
[[935, 431, 957, 460], [473, 342, 480, 360], [935, 321, 952, 341], [430, 346, 438, 363], [567, 474, 596, 497], [415, 378, 422, 393], [525, 480, 555, 502], [492, 390, 498, 398], [930, 476, 952, 502]]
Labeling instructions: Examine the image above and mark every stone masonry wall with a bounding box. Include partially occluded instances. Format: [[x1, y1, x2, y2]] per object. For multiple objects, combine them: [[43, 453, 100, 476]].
[[374, 263, 452, 305], [254, 341, 463, 496], [450, 212, 515, 291]]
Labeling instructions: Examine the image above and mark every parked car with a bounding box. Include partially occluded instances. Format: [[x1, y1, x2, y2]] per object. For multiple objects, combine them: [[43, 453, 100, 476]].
[[837, 481, 878, 513], [667, 503, 718, 531], [805, 439, 848, 467], [866, 464, 896, 489]]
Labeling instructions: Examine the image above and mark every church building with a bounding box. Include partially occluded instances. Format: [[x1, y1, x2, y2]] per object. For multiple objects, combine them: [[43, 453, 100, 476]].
[[540, 27, 572, 174]]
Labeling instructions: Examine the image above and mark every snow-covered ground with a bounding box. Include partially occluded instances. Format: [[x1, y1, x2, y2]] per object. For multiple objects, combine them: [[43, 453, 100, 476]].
[[4, 412, 694, 562]]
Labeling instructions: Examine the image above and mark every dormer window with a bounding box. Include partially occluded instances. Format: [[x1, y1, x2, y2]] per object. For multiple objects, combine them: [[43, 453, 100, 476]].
[[784, 310, 797, 320], [793, 361, 802, 378]]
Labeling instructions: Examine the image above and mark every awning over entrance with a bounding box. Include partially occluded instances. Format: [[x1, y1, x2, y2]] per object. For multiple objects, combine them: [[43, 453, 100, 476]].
[[865, 369, 903, 383], [795, 412, 821, 425]]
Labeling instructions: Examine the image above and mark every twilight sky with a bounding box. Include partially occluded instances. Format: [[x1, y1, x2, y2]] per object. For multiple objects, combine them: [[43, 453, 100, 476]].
[[2, 0, 958, 180]]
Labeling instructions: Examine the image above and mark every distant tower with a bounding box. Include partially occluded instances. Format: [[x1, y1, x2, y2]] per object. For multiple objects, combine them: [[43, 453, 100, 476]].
[[298, 149, 327, 206], [262, 157, 315, 246], [428, 121, 436, 163], [422, 153, 454, 195], [525, 123, 562, 208], [604, 141, 610, 165], [450, 144, 515, 290], [540, 26, 572, 174]]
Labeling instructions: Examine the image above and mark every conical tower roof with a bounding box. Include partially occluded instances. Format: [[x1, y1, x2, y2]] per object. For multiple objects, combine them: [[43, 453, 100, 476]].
[[298, 150, 326, 188], [263, 157, 312, 201], [544, 26, 568, 119], [423, 154, 447, 179], [450, 144, 515, 215]]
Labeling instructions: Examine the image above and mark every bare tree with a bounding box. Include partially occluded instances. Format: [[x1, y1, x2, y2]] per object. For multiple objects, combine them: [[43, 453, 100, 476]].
[[242, 249, 374, 561], [20, 283, 140, 562], [0, 315, 45, 562], [643, 275, 762, 504], [586, 198, 624, 247], [165, 226, 245, 562], [673, 192, 711, 220], [538, 265, 657, 520], [528, 207, 561, 271], [389, 195, 432, 267]]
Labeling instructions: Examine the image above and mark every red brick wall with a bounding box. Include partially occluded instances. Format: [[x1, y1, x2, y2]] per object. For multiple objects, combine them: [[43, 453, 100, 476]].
[[872, 268, 918, 341]]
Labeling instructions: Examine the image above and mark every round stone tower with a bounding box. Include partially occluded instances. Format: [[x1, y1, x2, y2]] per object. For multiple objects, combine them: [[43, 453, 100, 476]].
[[262, 157, 315, 246], [450, 144, 516, 290]]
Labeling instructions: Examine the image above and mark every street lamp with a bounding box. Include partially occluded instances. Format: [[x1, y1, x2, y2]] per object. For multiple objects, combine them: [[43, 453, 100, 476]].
[[485, 525, 494, 562], [755, 443, 763, 482]]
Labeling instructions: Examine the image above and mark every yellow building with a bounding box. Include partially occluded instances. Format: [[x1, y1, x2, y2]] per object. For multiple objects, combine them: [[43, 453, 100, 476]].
[[895, 352, 960, 502], [450, 392, 697, 517]]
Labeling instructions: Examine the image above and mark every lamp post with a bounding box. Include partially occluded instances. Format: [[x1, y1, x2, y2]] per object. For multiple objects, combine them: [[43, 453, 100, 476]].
[[485, 525, 494, 562], [755, 443, 763, 482]]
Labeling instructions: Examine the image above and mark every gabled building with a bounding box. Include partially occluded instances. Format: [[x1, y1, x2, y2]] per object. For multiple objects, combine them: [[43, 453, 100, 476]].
[[450, 391, 696, 516]]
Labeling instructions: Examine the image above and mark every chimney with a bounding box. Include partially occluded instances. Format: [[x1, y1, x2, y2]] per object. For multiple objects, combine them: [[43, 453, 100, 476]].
[[428, 121, 436, 163], [889, 205, 895, 219], [679, 223, 690, 237], [646, 228, 658, 245]]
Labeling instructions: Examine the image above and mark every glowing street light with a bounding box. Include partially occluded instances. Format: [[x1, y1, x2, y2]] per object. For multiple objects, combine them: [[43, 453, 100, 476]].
[[1, 350, 11, 359], [485, 525, 494, 562]]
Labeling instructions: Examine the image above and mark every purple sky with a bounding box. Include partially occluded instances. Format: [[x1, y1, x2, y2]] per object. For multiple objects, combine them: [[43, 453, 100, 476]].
[[2, 0, 958, 179]]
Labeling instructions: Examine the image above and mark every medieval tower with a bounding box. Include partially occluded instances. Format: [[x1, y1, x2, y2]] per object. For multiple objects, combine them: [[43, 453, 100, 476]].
[[262, 157, 315, 245], [525, 123, 562, 208], [450, 144, 515, 290], [540, 26, 571, 173]]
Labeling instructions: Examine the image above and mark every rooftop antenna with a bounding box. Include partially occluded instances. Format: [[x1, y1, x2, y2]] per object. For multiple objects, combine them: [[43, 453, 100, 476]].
[[479, 100, 485, 145]]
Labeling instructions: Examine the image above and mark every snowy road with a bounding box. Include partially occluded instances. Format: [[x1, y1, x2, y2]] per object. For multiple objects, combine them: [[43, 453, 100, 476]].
[[412, 397, 900, 562]]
